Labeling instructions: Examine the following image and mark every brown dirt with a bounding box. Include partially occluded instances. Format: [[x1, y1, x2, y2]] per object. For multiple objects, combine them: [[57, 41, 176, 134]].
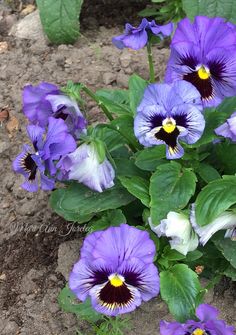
[[0, 1, 235, 334]]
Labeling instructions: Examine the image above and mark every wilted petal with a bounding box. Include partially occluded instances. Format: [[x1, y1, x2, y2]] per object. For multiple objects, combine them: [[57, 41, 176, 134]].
[[151, 212, 198, 255], [190, 205, 236, 245], [67, 143, 115, 193]]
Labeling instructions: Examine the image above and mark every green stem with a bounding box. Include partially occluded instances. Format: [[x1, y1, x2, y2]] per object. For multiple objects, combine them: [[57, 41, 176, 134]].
[[81, 84, 114, 121], [147, 42, 155, 83]]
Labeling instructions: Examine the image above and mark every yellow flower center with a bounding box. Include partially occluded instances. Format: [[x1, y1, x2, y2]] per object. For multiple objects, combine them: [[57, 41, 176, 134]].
[[162, 118, 176, 133], [192, 328, 205, 335], [109, 274, 124, 287], [198, 66, 210, 80]]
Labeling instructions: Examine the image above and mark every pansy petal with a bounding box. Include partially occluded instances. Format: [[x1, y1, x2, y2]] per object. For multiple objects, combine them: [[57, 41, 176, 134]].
[[40, 173, 55, 191], [90, 281, 141, 316], [137, 83, 172, 113], [118, 258, 159, 301], [26, 124, 44, 150], [69, 258, 113, 302], [206, 320, 235, 335], [80, 231, 103, 260], [23, 82, 59, 125], [171, 104, 205, 144], [42, 117, 76, 160], [21, 178, 39, 192], [122, 29, 148, 50], [91, 224, 156, 266], [207, 48, 236, 98], [160, 320, 184, 335], [196, 304, 219, 322], [12, 144, 32, 176], [166, 141, 184, 159], [149, 21, 174, 37]]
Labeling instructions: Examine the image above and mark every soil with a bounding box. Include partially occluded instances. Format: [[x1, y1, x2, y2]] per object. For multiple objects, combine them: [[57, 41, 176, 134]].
[[0, 1, 235, 334]]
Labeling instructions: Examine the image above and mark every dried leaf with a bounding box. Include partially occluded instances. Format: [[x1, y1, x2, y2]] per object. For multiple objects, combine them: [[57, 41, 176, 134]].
[[6, 115, 19, 136], [0, 42, 8, 54], [20, 4, 36, 16], [0, 107, 9, 123]]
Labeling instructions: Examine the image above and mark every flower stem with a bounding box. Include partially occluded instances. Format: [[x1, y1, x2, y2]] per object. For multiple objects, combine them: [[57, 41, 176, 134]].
[[80, 84, 114, 121], [147, 42, 155, 83]]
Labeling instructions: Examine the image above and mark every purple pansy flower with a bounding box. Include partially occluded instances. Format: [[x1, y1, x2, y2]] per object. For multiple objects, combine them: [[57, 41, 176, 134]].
[[160, 304, 235, 335], [112, 18, 173, 50], [134, 80, 205, 159], [165, 16, 236, 107], [58, 143, 115, 193], [69, 224, 159, 316], [23, 82, 87, 138], [13, 117, 76, 192], [215, 111, 236, 141]]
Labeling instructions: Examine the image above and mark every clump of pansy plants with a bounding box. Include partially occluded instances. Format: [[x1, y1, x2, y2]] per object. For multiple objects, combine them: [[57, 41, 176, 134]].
[[13, 15, 236, 334]]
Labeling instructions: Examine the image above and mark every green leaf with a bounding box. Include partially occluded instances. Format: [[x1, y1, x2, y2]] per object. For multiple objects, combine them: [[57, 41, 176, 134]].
[[129, 74, 148, 115], [223, 264, 236, 280], [196, 163, 221, 183], [185, 250, 203, 262], [195, 175, 236, 226], [110, 115, 141, 151], [135, 146, 167, 171], [215, 142, 236, 174], [58, 286, 101, 322], [182, 0, 236, 23], [89, 209, 126, 233], [51, 182, 134, 220], [212, 232, 236, 268], [96, 89, 130, 115], [161, 246, 186, 261], [36, 0, 83, 44], [138, 8, 159, 17], [150, 162, 197, 225], [93, 140, 106, 164], [50, 189, 93, 222], [119, 176, 150, 207], [191, 97, 236, 147], [114, 157, 148, 178], [160, 264, 201, 322]]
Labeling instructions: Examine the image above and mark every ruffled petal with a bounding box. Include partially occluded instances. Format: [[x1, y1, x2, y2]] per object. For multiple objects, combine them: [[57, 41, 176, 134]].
[[196, 304, 219, 322], [91, 224, 156, 266], [23, 82, 59, 126], [160, 320, 185, 335]]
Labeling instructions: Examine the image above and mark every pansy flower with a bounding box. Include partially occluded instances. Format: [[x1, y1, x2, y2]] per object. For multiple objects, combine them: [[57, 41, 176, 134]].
[[150, 212, 199, 255], [23, 82, 87, 138], [134, 80, 205, 159], [215, 111, 236, 141], [112, 18, 173, 50], [160, 304, 235, 335], [13, 117, 76, 192], [165, 16, 236, 107], [58, 143, 115, 193], [69, 224, 159, 316], [190, 205, 236, 245]]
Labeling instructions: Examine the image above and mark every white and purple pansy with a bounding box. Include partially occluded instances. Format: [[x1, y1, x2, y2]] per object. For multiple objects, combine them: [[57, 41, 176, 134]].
[[134, 80, 205, 159], [69, 224, 159, 316]]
